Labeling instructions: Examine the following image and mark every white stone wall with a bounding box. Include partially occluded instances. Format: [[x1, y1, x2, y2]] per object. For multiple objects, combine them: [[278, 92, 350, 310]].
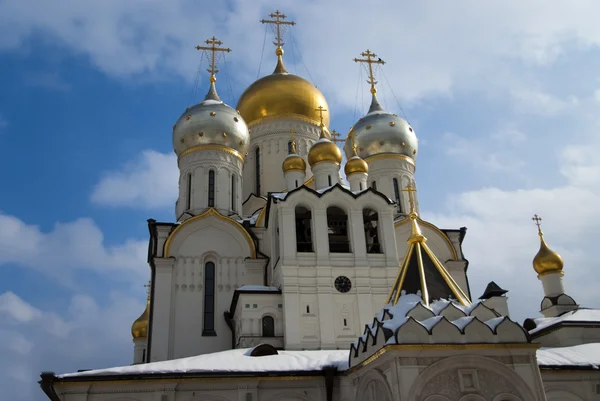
[[541, 370, 600, 401], [243, 119, 321, 198], [366, 157, 416, 215], [233, 292, 284, 349]]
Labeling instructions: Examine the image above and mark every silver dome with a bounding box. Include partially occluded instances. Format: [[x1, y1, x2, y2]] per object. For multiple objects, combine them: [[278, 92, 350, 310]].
[[173, 82, 250, 158], [344, 94, 418, 161]]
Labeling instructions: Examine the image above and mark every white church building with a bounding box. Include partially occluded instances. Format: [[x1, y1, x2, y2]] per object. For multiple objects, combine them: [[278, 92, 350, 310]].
[[40, 11, 600, 401]]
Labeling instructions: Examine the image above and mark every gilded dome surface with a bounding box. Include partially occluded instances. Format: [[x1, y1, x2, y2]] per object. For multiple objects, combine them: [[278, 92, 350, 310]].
[[282, 154, 306, 173], [533, 235, 564, 276], [173, 82, 250, 158], [236, 56, 330, 128], [131, 297, 149, 339], [344, 96, 417, 162], [345, 155, 369, 175], [308, 137, 342, 166]]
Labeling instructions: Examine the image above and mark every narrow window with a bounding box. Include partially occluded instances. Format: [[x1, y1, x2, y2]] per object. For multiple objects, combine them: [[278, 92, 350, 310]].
[[327, 206, 350, 253], [262, 316, 275, 337], [287, 140, 293, 154], [306, 305, 310, 313], [343, 318, 347, 327], [295, 206, 313, 252], [372, 181, 377, 190], [363, 208, 382, 253], [393, 178, 401, 212], [328, 175, 332, 186], [359, 182, 363, 190], [203, 262, 216, 335], [231, 174, 236, 212], [255, 147, 261, 195], [295, 179, 298, 188], [186, 172, 192, 210], [142, 349, 146, 363], [208, 170, 215, 207]]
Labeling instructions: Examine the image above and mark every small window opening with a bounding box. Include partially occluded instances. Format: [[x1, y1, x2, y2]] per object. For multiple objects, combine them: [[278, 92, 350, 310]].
[[262, 316, 275, 337], [327, 206, 350, 253], [328, 175, 332, 186], [363, 208, 382, 253], [295, 206, 313, 252], [343, 318, 347, 326], [186, 172, 192, 210], [208, 170, 215, 207], [372, 181, 377, 190], [295, 179, 298, 188], [142, 349, 146, 363], [306, 305, 310, 313], [393, 178, 402, 213], [231, 174, 236, 212], [255, 147, 261, 195], [359, 182, 363, 190]]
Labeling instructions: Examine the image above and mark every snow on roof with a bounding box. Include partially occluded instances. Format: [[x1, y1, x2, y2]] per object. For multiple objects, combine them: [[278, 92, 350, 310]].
[[58, 349, 348, 378], [271, 192, 288, 200], [537, 343, 600, 369], [530, 309, 600, 334], [237, 285, 280, 292]]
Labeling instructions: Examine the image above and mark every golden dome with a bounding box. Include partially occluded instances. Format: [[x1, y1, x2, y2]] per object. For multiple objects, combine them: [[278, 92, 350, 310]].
[[308, 129, 342, 167], [282, 141, 306, 173], [344, 143, 368, 175], [131, 297, 150, 339], [533, 234, 564, 276], [236, 50, 330, 128]]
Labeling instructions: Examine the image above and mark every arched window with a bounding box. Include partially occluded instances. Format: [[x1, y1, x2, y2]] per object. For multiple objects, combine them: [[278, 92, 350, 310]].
[[393, 178, 402, 213], [363, 208, 382, 253], [255, 147, 261, 195], [295, 206, 313, 252], [328, 175, 332, 186], [327, 206, 350, 253], [208, 170, 215, 207], [372, 181, 377, 190], [262, 316, 275, 337], [203, 262, 216, 335], [287, 141, 293, 154], [231, 174, 236, 212], [186, 172, 192, 210]]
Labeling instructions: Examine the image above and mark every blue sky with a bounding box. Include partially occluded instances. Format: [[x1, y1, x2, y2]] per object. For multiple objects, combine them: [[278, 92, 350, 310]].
[[2, 1, 600, 400]]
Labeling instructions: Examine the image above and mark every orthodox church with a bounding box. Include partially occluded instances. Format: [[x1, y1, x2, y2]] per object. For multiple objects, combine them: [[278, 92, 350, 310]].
[[40, 11, 600, 401]]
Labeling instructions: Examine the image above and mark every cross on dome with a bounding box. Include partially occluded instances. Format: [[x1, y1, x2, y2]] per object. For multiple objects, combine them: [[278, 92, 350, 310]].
[[532, 214, 543, 234], [402, 183, 417, 215], [260, 10, 296, 50], [353, 49, 385, 95], [195, 36, 231, 83]]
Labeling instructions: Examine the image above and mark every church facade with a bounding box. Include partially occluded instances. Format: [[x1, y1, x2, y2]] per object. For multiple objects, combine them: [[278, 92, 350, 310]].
[[40, 11, 600, 401]]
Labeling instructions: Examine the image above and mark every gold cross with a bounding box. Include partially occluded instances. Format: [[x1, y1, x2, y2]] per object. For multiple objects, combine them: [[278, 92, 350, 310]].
[[195, 36, 231, 82], [353, 49, 385, 94], [315, 105, 327, 128], [402, 184, 417, 213], [261, 10, 296, 49], [289, 129, 297, 153], [330, 130, 344, 144], [532, 214, 543, 234]]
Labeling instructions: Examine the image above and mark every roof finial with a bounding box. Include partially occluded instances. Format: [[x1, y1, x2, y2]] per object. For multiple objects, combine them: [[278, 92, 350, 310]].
[[354, 50, 385, 113], [143, 281, 151, 300], [532, 214, 543, 236], [402, 183, 418, 216], [261, 10, 295, 74], [315, 105, 328, 138], [289, 128, 297, 154], [195, 36, 231, 101]]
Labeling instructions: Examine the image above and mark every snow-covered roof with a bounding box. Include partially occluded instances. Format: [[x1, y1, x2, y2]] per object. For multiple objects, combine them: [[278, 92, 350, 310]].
[[537, 343, 600, 369], [58, 349, 348, 379], [237, 285, 280, 292], [270, 192, 288, 200], [529, 309, 600, 334]]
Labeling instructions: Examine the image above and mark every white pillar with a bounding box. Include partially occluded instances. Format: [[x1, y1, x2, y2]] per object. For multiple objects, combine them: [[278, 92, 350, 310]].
[[133, 337, 147, 364], [540, 272, 565, 297], [348, 172, 368, 192]]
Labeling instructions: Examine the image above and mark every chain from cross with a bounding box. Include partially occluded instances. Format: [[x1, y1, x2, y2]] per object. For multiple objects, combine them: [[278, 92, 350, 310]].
[[353, 49, 385, 95], [330, 130, 344, 144], [532, 214, 543, 233], [402, 184, 417, 213], [195, 36, 231, 82], [315, 105, 327, 128], [261, 10, 296, 49]]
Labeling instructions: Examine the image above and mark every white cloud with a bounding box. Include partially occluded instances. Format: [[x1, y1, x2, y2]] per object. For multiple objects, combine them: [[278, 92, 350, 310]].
[[510, 89, 579, 116], [0, 213, 148, 285], [0, 291, 142, 401], [91, 150, 178, 209]]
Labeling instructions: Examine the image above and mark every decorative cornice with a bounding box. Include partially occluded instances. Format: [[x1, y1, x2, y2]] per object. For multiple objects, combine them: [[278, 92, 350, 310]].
[[178, 145, 244, 162], [164, 208, 256, 258], [364, 153, 416, 168], [248, 113, 323, 129]]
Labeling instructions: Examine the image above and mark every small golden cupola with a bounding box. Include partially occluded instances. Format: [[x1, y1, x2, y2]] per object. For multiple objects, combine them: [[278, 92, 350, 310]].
[[308, 106, 342, 167], [344, 133, 369, 176], [131, 296, 150, 339], [532, 214, 564, 276], [282, 138, 306, 173]]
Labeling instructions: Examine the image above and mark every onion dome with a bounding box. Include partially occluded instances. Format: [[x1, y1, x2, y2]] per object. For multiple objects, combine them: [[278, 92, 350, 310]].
[[344, 140, 368, 175], [533, 230, 564, 276], [172, 78, 250, 158], [236, 48, 330, 128], [308, 128, 342, 167], [282, 140, 306, 173], [344, 92, 418, 162], [131, 296, 150, 339]]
